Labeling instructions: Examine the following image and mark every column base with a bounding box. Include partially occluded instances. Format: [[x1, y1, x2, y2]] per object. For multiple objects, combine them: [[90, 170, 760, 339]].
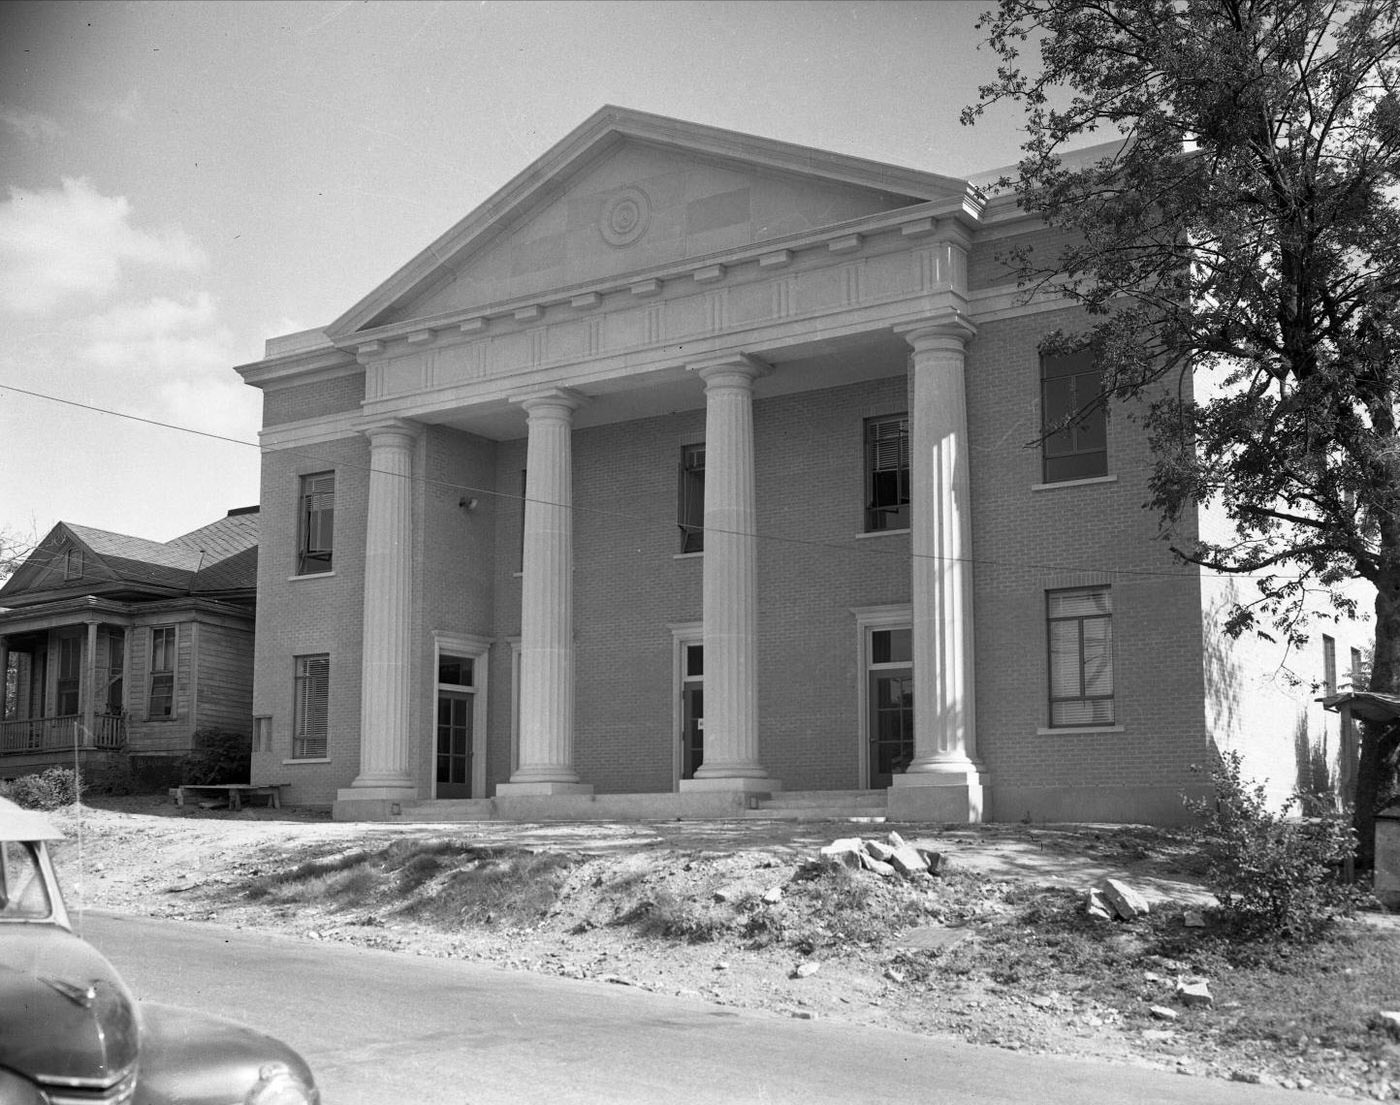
[[678, 776, 782, 794], [494, 781, 595, 797], [887, 765, 985, 823], [337, 785, 418, 802]]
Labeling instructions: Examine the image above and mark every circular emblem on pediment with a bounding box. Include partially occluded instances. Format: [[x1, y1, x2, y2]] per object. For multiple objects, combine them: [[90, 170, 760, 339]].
[[599, 186, 651, 247]]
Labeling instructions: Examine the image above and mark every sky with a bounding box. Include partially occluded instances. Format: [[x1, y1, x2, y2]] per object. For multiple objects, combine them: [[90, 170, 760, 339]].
[[0, 0, 1031, 552]]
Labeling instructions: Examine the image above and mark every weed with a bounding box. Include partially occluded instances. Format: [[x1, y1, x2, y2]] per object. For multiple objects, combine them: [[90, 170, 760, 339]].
[[617, 891, 731, 943], [1185, 751, 1362, 941], [401, 850, 574, 927]]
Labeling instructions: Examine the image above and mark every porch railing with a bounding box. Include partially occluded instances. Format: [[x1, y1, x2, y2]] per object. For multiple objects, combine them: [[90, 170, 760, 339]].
[[0, 714, 127, 755]]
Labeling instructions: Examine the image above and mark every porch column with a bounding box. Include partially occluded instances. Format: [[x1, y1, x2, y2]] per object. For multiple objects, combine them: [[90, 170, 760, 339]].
[[0, 637, 9, 718], [497, 388, 592, 796], [343, 419, 420, 801], [680, 355, 778, 793], [890, 316, 986, 822], [82, 621, 98, 749]]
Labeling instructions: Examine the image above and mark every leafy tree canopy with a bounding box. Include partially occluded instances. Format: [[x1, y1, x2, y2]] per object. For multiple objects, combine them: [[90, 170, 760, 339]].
[[964, 0, 1400, 858]]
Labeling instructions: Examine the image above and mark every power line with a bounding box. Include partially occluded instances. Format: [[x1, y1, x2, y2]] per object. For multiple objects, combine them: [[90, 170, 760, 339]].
[[0, 378, 1338, 586]]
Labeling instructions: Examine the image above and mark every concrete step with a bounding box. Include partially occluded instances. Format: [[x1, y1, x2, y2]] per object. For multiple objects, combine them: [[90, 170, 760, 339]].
[[399, 798, 496, 821], [745, 790, 888, 821]]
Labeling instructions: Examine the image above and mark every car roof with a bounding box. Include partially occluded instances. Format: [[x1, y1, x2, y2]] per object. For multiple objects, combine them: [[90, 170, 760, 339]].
[[0, 796, 64, 841]]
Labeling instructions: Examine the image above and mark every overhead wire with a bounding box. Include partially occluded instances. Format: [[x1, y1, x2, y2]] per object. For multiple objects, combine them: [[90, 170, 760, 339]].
[[0, 378, 1335, 586]]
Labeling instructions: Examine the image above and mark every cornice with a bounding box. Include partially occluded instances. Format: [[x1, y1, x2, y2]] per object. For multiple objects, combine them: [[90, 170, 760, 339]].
[[235, 343, 361, 391]]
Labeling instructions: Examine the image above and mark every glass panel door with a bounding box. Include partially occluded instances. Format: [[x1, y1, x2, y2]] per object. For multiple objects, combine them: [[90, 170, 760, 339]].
[[436, 691, 473, 799]]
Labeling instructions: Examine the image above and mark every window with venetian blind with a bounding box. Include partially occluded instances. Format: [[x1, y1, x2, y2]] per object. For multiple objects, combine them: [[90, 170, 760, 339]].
[[865, 414, 910, 532], [293, 654, 329, 759], [1047, 587, 1114, 726]]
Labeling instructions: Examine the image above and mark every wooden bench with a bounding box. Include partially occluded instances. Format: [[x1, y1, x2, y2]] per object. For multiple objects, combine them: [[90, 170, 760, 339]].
[[175, 783, 287, 811]]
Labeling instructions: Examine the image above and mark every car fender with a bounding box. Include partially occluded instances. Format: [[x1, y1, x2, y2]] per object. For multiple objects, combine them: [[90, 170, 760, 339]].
[[135, 1002, 318, 1105]]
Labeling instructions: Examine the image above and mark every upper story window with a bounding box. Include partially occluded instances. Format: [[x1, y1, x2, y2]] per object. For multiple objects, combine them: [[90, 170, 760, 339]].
[[148, 626, 176, 719], [1047, 587, 1114, 726], [1322, 634, 1337, 696], [678, 443, 705, 553], [63, 547, 83, 581], [297, 472, 335, 575], [865, 415, 910, 532], [1041, 350, 1107, 482]]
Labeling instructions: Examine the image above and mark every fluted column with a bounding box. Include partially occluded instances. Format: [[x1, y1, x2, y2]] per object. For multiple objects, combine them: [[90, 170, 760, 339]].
[[890, 316, 985, 821], [347, 419, 419, 796], [681, 355, 777, 793], [498, 388, 593, 796]]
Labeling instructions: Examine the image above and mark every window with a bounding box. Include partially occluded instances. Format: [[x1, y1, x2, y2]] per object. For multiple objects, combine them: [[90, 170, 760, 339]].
[[1041, 350, 1107, 482], [63, 547, 83, 580], [1047, 587, 1114, 726], [865, 415, 910, 531], [148, 627, 175, 719], [1351, 647, 1365, 691], [293, 654, 329, 759], [56, 635, 81, 716], [678, 443, 705, 553], [1322, 634, 1337, 696], [297, 472, 335, 575]]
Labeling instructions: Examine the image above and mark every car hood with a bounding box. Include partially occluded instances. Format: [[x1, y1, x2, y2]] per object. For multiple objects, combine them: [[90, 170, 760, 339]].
[[0, 923, 140, 1085]]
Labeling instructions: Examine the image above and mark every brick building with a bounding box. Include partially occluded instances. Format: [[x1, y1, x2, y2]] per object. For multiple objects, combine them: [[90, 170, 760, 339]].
[[235, 107, 1359, 823]]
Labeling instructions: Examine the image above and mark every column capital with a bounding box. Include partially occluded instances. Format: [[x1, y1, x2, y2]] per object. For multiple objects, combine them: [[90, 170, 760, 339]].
[[895, 312, 977, 353], [510, 387, 587, 417], [357, 417, 422, 447], [688, 352, 770, 386]]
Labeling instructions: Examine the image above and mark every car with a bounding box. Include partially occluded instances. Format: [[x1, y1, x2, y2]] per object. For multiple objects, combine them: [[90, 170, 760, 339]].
[[0, 795, 320, 1104]]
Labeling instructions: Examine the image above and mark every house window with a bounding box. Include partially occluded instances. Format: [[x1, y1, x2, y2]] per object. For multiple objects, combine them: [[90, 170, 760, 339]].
[[1047, 587, 1114, 726], [148, 626, 175, 719], [1351, 647, 1365, 691], [865, 415, 910, 531], [63, 548, 83, 581], [105, 632, 124, 715], [292, 654, 329, 759], [56, 635, 81, 716], [297, 472, 335, 575], [1322, 634, 1337, 696], [517, 468, 527, 571], [678, 443, 705, 553], [1041, 350, 1107, 482]]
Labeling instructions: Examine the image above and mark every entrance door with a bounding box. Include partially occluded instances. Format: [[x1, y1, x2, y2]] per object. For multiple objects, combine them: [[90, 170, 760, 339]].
[[436, 691, 472, 799], [680, 643, 703, 780], [866, 625, 913, 788]]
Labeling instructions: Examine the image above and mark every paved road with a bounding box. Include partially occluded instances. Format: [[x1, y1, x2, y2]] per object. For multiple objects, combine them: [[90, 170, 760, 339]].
[[81, 911, 1343, 1105]]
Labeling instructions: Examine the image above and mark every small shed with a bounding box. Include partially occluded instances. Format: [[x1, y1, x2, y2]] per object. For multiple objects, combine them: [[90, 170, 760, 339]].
[[1322, 690, 1400, 904]]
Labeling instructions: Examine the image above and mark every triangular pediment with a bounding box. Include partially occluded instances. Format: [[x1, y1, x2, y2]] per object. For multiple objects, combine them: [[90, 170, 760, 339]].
[[328, 107, 972, 338]]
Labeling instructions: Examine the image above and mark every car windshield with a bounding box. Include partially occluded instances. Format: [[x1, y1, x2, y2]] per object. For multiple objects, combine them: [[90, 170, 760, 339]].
[[0, 840, 53, 920]]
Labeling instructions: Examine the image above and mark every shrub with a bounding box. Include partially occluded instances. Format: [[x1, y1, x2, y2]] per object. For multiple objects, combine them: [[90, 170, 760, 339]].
[[1185, 751, 1361, 941], [181, 728, 251, 785], [1, 766, 84, 810]]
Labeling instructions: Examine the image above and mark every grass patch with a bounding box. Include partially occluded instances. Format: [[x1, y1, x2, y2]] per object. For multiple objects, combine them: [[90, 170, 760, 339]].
[[398, 849, 575, 927], [616, 891, 732, 943]]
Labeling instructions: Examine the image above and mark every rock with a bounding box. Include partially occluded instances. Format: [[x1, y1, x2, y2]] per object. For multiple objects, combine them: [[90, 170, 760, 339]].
[[916, 848, 944, 874], [790, 962, 821, 979], [820, 839, 865, 868], [1149, 1005, 1179, 1021], [1098, 877, 1151, 921], [886, 830, 908, 850], [1374, 1011, 1400, 1039], [1143, 970, 1165, 983], [888, 845, 930, 877], [1182, 910, 1207, 928], [895, 925, 970, 952], [762, 885, 783, 905], [1176, 980, 1214, 1008], [884, 967, 906, 983], [864, 839, 895, 862], [1228, 1071, 1261, 1084], [789, 1010, 816, 1020], [1141, 1028, 1176, 1043], [1085, 888, 1114, 922], [858, 852, 896, 878]]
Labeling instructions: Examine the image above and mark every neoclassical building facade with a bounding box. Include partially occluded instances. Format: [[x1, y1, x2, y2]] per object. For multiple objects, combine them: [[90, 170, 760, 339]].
[[236, 107, 1354, 822]]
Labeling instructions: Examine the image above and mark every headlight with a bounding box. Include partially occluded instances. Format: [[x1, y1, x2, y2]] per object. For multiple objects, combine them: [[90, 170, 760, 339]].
[[243, 1062, 314, 1105], [0, 1067, 49, 1105]]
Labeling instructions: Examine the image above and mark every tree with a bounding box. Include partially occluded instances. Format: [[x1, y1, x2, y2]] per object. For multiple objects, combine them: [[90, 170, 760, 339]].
[[964, 0, 1400, 864]]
